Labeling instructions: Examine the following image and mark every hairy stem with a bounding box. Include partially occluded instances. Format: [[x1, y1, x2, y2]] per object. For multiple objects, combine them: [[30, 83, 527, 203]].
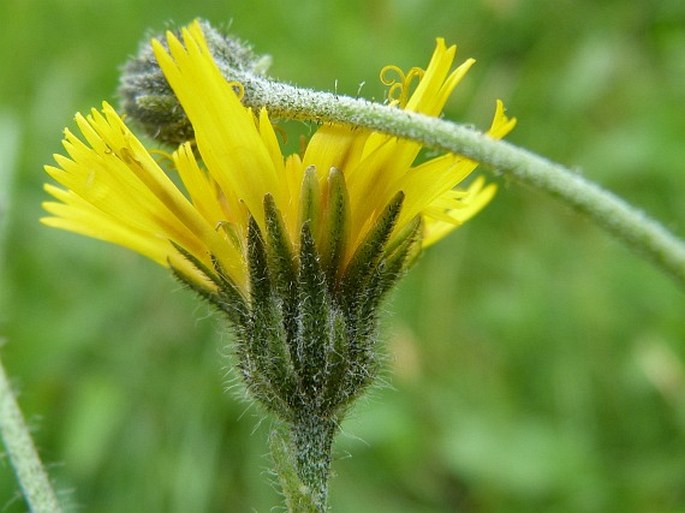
[[270, 417, 336, 513], [0, 354, 63, 513], [233, 75, 685, 288], [125, 27, 685, 287], [291, 414, 336, 512]]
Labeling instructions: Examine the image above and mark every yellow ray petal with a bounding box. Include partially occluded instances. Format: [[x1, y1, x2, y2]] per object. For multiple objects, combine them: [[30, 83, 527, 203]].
[[302, 124, 369, 180], [421, 178, 497, 247], [152, 21, 285, 228]]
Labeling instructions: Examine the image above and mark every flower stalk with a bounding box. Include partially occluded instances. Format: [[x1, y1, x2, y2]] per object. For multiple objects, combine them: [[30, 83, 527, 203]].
[[0, 353, 63, 513], [277, 96, 685, 288], [270, 422, 333, 513], [290, 414, 337, 511], [121, 22, 685, 288]]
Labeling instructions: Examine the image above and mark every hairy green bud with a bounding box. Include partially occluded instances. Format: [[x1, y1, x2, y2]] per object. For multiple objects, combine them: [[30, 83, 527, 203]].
[[119, 19, 271, 145]]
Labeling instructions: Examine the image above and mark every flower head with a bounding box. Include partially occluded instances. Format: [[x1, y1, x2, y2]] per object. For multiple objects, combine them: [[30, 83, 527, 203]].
[[42, 20, 515, 420]]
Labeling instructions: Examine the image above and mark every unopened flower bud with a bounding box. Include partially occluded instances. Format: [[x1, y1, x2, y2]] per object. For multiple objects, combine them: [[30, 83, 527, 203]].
[[119, 19, 271, 145]]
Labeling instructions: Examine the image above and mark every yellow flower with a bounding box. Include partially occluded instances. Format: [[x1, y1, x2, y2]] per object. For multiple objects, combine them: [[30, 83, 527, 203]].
[[42, 20, 515, 299], [41, 18, 519, 436]]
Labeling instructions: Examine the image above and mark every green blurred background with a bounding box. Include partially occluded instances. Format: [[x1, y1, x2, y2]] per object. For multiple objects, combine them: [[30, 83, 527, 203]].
[[2, 0, 685, 511]]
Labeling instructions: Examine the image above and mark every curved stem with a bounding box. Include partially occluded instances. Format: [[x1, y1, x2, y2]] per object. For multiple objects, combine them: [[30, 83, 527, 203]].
[[0, 353, 63, 513], [236, 75, 685, 288]]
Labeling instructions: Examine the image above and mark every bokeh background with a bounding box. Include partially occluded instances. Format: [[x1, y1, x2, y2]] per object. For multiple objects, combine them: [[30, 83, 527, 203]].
[[2, 0, 685, 512]]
